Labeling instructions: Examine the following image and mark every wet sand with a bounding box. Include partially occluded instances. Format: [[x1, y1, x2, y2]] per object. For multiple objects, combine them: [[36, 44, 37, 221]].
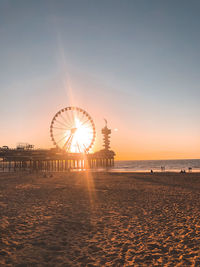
[[0, 171, 200, 266]]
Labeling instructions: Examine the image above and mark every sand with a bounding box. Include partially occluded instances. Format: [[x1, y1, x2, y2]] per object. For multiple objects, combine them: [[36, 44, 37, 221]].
[[0, 171, 200, 266]]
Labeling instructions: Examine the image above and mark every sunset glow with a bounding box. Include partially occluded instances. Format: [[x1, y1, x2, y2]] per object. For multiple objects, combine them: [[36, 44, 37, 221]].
[[68, 118, 94, 153]]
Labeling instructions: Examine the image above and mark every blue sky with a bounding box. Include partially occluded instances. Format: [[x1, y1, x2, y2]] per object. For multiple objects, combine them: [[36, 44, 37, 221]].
[[0, 0, 200, 159]]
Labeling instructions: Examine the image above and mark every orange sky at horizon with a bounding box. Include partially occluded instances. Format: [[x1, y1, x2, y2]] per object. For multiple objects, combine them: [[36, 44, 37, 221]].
[[1, 73, 200, 161]]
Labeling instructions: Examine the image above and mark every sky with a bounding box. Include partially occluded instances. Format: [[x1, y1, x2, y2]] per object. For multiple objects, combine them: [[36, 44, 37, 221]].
[[0, 0, 200, 160]]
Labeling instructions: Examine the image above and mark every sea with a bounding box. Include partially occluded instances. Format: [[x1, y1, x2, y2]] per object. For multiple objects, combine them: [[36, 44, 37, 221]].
[[111, 159, 200, 172]]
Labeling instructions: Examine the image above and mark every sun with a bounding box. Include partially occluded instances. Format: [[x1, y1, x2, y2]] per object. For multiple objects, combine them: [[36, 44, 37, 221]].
[[66, 118, 94, 153]]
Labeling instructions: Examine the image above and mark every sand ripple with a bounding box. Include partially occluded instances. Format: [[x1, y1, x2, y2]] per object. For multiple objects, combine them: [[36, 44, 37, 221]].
[[0, 172, 200, 265]]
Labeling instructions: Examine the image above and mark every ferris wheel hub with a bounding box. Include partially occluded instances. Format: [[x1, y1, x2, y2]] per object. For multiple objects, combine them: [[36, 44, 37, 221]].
[[71, 128, 77, 134], [50, 107, 96, 153]]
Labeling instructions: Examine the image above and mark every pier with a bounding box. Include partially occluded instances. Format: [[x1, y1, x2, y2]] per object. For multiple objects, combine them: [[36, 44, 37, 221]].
[[0, 149, 115, 172], [0, 107, 115, 172]]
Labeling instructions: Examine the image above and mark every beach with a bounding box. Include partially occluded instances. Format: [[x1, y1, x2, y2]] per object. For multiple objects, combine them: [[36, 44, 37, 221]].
[[0, 172, 200, 266]]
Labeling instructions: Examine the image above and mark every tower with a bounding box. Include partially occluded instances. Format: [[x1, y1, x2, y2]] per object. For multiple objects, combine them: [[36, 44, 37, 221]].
[[101, 119, 111, 151]]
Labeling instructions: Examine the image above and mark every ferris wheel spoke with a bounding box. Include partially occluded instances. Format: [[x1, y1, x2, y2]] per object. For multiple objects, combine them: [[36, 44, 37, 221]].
[[63, 134, 73, 150], [71, 111, 77, 126], [80, 143, 87, 153], [67, 111, 76, 127], [74, 109, 80, 122], [80, 111, 85, 122], [53, 131, 70, 137], [53, 126, 70, 131], [68, 111, 76, 128], [66, 111, 73, 127], [76, 142, 81, 153], [57, 132, 71, 145], [79, 120, 91, 127], [77, 112, 83, 124], [83, 144, 88, 153], [60, 114, 73, 128], [67, 136, 74, 152], [80, 118, 90, 127], [67, 137, 73, 151], [82, 124, 93, 130], [62, 136, 70, 150], [54, 119, 70, 129], [70, 110, 75, 123]]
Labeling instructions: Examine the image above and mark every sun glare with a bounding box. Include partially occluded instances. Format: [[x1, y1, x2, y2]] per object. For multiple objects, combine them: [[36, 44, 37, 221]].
[[65, 118, 93, 153]]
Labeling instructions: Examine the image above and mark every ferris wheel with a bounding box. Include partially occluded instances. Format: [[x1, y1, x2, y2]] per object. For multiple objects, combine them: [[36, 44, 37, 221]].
[[50, 107, 96, 153]]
